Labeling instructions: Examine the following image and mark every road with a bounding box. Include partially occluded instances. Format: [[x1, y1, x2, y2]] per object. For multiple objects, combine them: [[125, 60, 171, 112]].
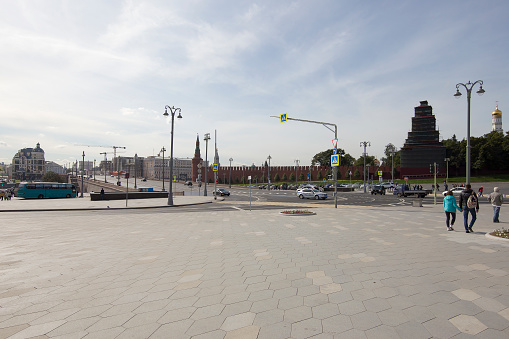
[[90, 176, 497, 214]]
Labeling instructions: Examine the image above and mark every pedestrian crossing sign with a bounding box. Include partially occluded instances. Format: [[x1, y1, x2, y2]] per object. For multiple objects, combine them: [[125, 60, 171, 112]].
[[213, 164, 218, 171], [331, 154, 339, 166], [280, 113, 287, 123]]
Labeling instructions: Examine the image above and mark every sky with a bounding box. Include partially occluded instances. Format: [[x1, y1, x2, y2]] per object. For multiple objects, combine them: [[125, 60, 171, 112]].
[[1, 0, 508, 168]]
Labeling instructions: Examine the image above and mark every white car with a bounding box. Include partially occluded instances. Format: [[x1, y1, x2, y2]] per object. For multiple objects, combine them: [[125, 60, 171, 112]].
[[297, 188, 327, 200], [442, 187, 465, 196], [380, 182, 395, 189]]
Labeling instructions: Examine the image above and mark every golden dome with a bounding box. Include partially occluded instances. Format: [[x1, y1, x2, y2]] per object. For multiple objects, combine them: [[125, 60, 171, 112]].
[[492, 104, 502, 116]]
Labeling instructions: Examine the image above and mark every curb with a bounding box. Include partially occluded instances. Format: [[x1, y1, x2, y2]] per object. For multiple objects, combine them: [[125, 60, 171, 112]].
[[484, 232, 509, 242]]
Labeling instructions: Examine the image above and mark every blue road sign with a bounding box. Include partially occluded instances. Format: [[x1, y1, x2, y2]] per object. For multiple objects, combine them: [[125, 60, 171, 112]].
[[280, 113, 287, 123], [331, 154, 339, 166], [333, 148, 337, 155], [213, 164, 218, 171]]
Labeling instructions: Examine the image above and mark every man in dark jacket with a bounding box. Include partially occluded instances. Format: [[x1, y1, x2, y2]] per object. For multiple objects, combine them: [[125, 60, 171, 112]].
[[459, 184, 479, 233]]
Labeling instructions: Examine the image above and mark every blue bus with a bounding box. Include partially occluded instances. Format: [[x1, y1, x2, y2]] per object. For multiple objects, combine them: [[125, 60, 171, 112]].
[[16, 182, 77, 199]]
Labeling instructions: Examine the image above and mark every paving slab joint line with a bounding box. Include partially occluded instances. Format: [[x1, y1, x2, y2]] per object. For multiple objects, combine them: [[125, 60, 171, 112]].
[[0, 200, 212, 213]]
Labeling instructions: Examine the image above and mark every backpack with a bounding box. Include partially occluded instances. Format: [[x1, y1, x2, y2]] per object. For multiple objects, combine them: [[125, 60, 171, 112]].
[[466, 193, 477, 209]]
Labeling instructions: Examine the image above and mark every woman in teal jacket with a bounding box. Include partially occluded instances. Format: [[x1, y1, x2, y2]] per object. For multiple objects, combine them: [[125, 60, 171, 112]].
[[443, 191, 462, 231]]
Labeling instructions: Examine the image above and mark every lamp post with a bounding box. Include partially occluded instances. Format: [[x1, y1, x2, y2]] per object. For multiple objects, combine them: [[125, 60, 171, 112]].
[[134, 153, 138, 189], [93, 159, 96, 181], [360, 141, 371, 193], [454, 80, 485, 185], [388, 145, 396, 184], [81, 151, 85, 198], [242, 165, 246, 186], [203, 133, 211, 196], [444, 157, 450, 183], [163, 105, 182, 205], [229, 157, 233, 188], [267, 155, 272, 191], [160, 147, 166, 192]]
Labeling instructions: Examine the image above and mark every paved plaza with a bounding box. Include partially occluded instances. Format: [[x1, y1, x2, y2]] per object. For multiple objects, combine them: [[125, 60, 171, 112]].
[[1, 199, 509, 338]]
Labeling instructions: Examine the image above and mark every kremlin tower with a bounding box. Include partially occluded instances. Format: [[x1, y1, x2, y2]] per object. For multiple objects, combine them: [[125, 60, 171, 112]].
[[492, 103, 503, 133]]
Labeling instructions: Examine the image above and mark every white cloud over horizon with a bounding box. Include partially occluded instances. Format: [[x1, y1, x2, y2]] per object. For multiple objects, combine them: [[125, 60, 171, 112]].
[[1, 0, 507, 168]]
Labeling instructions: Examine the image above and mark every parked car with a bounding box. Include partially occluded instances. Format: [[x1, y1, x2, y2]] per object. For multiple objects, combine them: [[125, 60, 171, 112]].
[[442, 187, 465, 196], [213, 188, 230, 196], [371, 184, 386, 195], [379, 182, 395, 189], [184, 181, 192, 186], [142, 178, 147, 182], [297, 188, 327, 200]]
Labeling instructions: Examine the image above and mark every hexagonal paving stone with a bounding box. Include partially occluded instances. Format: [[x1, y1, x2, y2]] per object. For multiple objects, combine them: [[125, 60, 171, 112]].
[[291, 318, 322, 339], [449, 314, 488, 335]]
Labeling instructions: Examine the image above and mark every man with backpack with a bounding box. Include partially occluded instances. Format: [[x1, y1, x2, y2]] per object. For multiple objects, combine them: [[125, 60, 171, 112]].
[[459, 184, 479, 233]]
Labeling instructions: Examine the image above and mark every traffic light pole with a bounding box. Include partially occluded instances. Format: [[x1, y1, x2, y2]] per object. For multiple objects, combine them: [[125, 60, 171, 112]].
[[272, 115, 338, 208]]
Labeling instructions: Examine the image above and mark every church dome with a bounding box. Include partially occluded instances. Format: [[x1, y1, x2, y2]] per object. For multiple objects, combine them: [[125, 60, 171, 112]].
[[492, 105, 502, 116]]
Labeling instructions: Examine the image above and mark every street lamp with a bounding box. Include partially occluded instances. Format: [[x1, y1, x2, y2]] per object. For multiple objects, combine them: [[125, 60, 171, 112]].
[[360, 141, 371, 193], [267, 155, 272, 191], [454, 80, 485, 185], [81, 151, 85, 198], [444, 157, 450, 183], [242, 165, 246, 186], [229, 157, 233, 188], [163, 105, 182, 205], [388, 144, 396, 184], [160, 147, 166, 192], [203, 133, 211, 196], [134, 153, 138, 189], [93, 159, 96, 181]]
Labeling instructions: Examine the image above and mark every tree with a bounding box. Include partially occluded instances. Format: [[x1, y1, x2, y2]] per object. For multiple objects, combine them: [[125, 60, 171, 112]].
[[381, 143, 400, 167], [317, 171, 323, 180], [354, 169, 361, 178], [289, 173, 295, 181], [336, 170, 341, 179], [298, 173, 305, 181], [41, 171, 65, 183], [354, 155, 375, 166], [312, 148, 354, 166], [282, 173, 287, 181], [341, 154, 355, 166], [274, 173, 280, 182]]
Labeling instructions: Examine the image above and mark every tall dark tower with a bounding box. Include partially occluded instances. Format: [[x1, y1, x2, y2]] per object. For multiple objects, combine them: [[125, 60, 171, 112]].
[[191, 134, 203, 182], [400, 101, 446, 177]]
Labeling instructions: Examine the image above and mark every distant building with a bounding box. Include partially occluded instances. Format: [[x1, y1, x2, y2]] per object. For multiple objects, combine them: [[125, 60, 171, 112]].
[[12, 143, 46, 181], [45, 161, 65, 175], [492, 104, 503, 133], [400, 101, 446, 177]]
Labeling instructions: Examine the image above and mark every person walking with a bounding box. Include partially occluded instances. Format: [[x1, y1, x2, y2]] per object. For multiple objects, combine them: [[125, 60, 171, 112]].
[[100, 188, 105, 200], [478, 186, 484, 197], [459, 184, 479, 233], [488, 187, 504, 223], [443, 191, 461, 231]]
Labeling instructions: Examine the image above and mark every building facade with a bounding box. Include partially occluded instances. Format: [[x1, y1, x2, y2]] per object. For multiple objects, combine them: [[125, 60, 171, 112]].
[[45, 161, 65, 175], [400, 101, 446, 177], [12, 143, 46, 181]]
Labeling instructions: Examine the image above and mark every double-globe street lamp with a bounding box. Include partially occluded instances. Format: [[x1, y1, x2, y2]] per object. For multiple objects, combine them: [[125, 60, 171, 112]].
[[360, 141, 371, 193], [163, 105, 182, 206], [454, 80, 485, 185]]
